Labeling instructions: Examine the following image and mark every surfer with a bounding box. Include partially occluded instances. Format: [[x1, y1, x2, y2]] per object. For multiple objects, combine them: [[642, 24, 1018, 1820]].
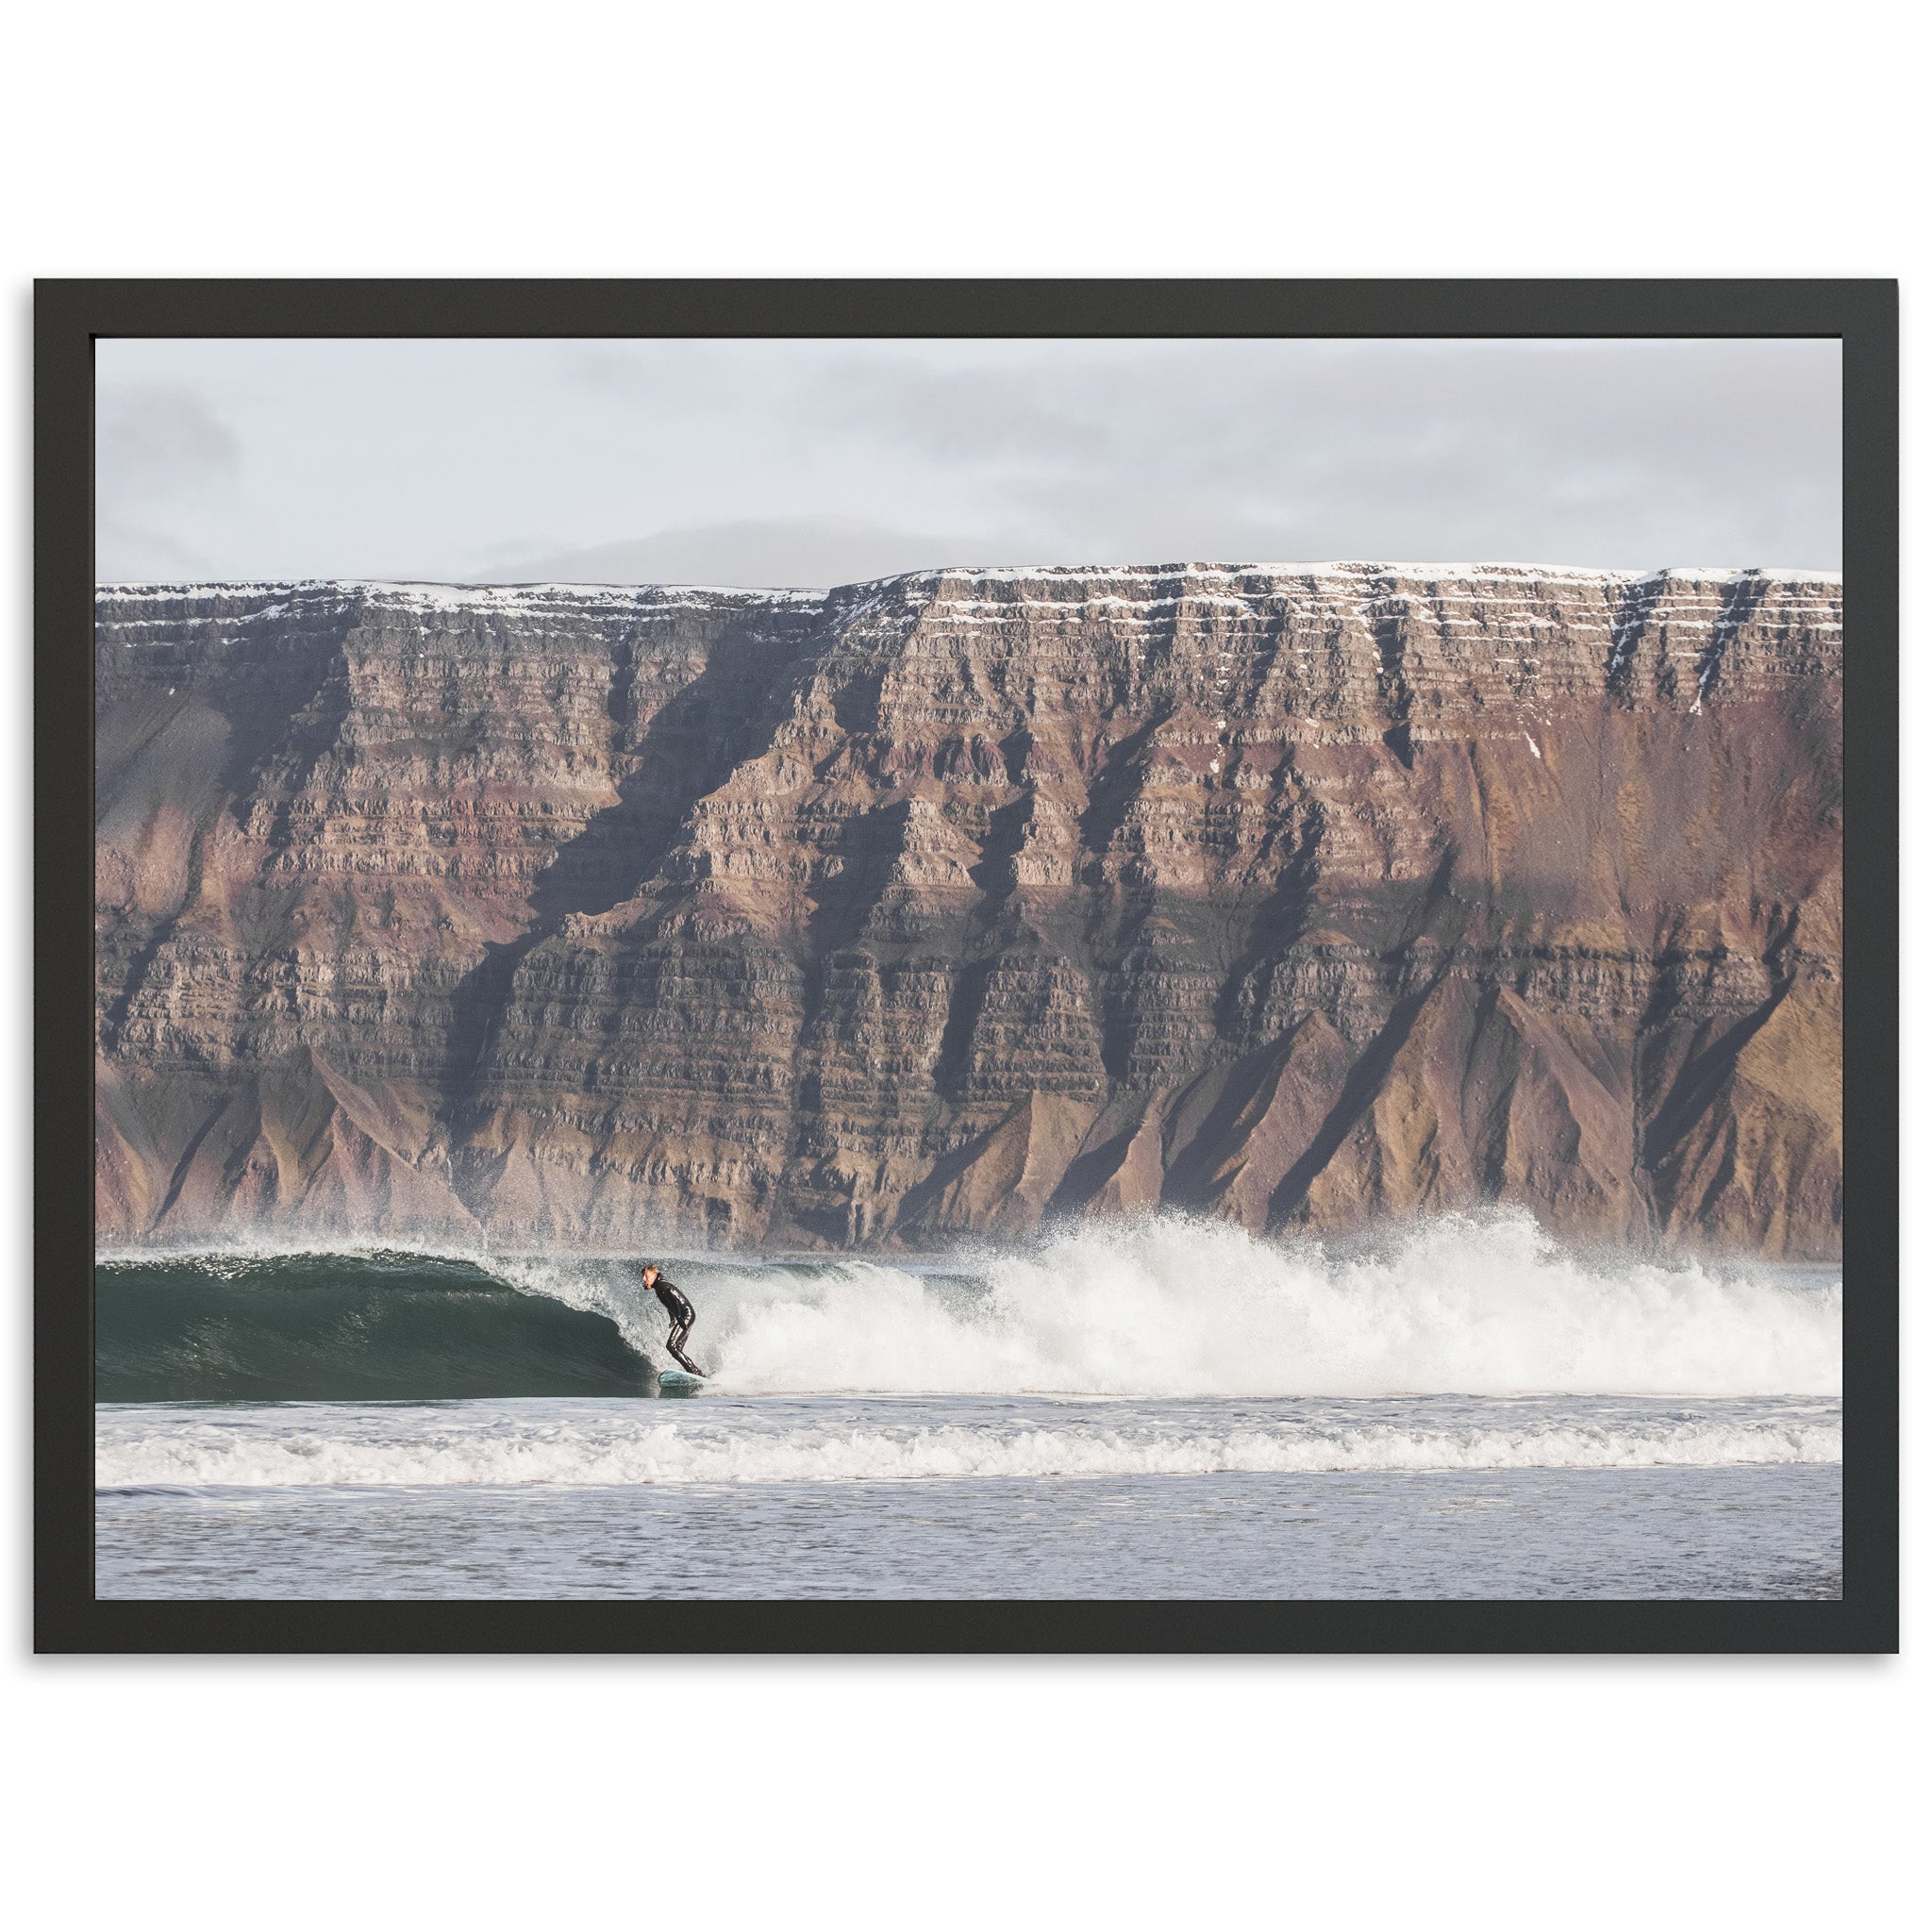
[[641, 1262, 703, 1375]]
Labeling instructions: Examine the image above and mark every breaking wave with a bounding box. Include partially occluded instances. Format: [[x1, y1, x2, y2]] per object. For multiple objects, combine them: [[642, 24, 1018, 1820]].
[[699, 1216, 1840, 1398], [96, 1210, 1840, 1402]]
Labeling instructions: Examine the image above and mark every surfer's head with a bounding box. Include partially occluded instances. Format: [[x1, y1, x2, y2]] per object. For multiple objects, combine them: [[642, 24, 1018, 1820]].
[[641, 1262, 659, 1283]]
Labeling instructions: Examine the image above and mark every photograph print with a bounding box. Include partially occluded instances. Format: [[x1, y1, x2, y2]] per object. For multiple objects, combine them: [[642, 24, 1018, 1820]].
[[71, 292, 1875, 1633]]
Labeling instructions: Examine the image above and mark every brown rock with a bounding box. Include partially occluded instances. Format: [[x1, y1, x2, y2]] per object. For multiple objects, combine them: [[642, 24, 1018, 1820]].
[[93, 563, 1843, 1257]]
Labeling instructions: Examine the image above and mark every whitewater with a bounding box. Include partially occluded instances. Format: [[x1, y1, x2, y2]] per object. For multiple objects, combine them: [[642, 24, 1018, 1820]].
[[93, 1212, 1842, 1599], [679, 1214, 1839, 1399], [94, 1394, 1840, 1491]]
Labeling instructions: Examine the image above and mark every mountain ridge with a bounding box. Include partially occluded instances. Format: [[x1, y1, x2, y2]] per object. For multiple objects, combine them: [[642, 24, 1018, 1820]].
[[94, 561, 1843, 1256]]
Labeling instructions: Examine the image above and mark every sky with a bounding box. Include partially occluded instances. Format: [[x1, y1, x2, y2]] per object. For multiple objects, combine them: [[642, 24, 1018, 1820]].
[[94, 338, 1842, 586]]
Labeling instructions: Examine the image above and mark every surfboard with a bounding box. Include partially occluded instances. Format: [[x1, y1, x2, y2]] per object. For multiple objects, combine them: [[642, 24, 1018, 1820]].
[[657, 1365, 707, 1390]]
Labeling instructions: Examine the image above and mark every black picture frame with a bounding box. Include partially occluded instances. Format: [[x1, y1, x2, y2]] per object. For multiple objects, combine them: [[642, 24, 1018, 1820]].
[[39, 277, 1898, 1655]]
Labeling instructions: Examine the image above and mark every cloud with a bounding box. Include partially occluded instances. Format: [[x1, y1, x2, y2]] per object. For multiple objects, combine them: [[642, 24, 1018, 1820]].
[[98, 382, 240, 505], [96, 383, 242, 579], [474, 515, 1012, 590], [817, 352, 1119, 468], [92, 339, 1841, 583], [96, 519, 218, 582], [895, 341, 1842, 569]]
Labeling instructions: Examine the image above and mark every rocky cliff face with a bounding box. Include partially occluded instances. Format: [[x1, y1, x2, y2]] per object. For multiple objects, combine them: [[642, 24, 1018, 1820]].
[[94, 563, 1843, 1257]]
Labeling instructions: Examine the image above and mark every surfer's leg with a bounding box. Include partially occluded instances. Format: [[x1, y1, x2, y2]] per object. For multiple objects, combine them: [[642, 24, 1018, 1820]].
[[666, 1312, 701, 1374]]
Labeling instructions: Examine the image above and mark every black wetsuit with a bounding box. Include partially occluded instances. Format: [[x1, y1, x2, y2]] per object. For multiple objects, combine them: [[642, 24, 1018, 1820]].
[[651, 1274, 701, 1374]]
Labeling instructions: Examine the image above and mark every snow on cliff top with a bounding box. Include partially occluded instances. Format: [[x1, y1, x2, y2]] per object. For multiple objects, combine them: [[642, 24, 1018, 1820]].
[[97, 560, 1842, 605], [93, 579, 824, 607]]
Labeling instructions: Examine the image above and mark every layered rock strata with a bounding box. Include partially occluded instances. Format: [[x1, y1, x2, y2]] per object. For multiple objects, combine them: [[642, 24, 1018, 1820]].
[[94, 563, 1843, 1257]]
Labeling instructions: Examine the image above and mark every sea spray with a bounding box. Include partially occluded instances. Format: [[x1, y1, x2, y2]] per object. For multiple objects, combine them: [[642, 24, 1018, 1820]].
[[698, 1212, 1840, 1398]]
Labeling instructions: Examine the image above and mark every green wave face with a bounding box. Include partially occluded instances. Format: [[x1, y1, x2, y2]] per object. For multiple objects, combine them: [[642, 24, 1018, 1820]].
[[96, 1252, 649, 1402]]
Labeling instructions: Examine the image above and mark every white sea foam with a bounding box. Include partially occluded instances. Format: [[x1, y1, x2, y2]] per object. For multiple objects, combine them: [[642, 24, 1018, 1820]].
[[659, 1214, 1840, 1398], [94, 1396, 1840, 1490]]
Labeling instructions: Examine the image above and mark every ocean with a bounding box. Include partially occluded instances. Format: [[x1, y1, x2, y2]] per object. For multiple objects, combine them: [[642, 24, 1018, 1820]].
[[93, 1213, 1842, 1601]]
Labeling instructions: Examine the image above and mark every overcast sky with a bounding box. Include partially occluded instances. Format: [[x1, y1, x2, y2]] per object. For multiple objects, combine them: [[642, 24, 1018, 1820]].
[[95, 338, 1841, 587]]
